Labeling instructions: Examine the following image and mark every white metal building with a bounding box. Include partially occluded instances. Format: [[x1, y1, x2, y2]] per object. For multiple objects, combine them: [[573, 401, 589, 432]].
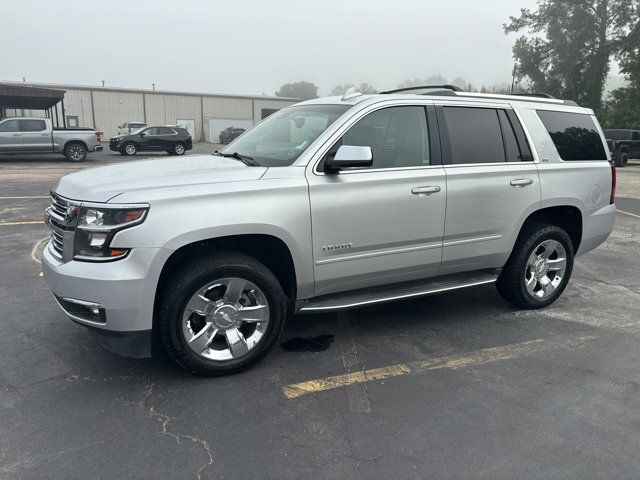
[[1, 82, 299, 141]]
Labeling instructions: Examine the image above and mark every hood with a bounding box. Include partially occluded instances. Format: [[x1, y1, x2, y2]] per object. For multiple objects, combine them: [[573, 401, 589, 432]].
[[54, 155, 268, 203]]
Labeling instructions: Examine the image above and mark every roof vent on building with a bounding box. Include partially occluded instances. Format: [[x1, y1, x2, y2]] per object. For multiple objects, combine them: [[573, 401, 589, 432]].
[[341, 86, 363, 101]]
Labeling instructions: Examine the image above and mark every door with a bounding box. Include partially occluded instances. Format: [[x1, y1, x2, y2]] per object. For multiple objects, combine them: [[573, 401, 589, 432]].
[[19, 119, 50, 152], [632, 131, 640, 158], [0, 119, 22, 152], [138, 127, 159, 150], [156, 126, 178, 150], [436, 105, 541, 274], [176, 119, 195, 140], [307, 105, 446, 296]]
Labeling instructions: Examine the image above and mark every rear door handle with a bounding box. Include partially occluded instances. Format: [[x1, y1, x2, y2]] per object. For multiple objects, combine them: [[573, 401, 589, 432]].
[[411, 186, 441, 196], [12, 133, 21, 137], [510, 178, 533, 187]]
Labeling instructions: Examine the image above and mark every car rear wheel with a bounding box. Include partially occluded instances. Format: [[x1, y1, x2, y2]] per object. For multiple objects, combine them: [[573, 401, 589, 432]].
[[158, 251, 288, 375], [122, 142, 137, 156], [496, 223, 574, 309], [173, 142, 186, 155], [64, 143, 87, 162]]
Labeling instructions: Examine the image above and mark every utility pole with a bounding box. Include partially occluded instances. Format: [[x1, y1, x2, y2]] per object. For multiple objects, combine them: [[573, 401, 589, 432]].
[[510, 64, 517, 94], [152, 83, 156, 91], [101, 80, 105, 87]]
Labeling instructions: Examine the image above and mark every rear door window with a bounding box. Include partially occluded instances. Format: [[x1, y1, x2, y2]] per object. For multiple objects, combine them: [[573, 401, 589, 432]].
[[19, 120, 47, 132], [633, 131, 640, 141], [157, 127, 175, 135], [443, 107, 505, 164], [537, 111, 607, 161]]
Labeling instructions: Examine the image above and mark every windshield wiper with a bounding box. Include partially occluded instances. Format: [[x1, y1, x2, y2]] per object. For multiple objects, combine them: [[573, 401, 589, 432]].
[[213, 151, 261, 167]]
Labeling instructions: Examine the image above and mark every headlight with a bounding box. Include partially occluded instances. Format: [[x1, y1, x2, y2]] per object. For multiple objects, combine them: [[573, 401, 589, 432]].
[[74, 205, 148, 261]]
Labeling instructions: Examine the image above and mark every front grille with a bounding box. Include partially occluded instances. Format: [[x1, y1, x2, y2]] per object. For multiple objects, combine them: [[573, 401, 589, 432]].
[[46, 192, 77, 261]]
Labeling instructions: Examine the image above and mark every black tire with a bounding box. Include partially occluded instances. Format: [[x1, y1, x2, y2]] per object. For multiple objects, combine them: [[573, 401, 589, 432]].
[[158, 251, 288, 376], [615, 152, 629, 168], [121, 142, 137, 156], [496, 223, 574, 309], [172, 142, 186, 155], [64, 143, 87, 162]]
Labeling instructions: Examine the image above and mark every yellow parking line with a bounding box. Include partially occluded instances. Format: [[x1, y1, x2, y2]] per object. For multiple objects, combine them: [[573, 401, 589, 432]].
[[618, 209, 640, 219], [0, 220, 44, 226], [0, 195, 49, 200], [282, 334, 597, 399]]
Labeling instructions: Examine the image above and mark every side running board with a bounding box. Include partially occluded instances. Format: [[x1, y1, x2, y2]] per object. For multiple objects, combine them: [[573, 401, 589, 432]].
[[297, 269, 501, 313]]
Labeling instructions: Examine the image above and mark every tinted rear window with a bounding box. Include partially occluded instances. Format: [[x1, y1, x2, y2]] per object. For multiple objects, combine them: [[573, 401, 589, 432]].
[[538, 111, 607, 161]]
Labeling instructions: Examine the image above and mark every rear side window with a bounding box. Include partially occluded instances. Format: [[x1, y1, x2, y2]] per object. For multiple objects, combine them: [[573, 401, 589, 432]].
[[443, 107, 505, 164], [537, 111, 607, 161], [157, 127, 175, 135], [19, 120, 46, 132]]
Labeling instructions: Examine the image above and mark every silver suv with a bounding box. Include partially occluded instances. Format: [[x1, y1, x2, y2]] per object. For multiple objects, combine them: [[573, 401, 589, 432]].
[[42, 86, 617, 375]]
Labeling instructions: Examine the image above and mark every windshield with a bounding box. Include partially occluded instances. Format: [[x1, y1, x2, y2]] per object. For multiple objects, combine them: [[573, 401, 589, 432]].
[[220, 104, 350, 166]]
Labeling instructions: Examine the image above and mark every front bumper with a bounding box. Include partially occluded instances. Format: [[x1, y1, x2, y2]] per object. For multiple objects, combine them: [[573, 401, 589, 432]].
[[41, 242, 172, 358], [109, 142, 120, 151]]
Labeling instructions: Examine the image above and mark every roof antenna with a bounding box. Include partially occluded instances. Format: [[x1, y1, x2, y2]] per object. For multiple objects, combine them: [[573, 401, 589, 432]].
[[341, 86, 362, 101]]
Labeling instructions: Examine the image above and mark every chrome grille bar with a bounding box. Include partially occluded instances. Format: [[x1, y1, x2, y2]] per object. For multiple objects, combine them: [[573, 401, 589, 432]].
[[46, 192, 78, 262]]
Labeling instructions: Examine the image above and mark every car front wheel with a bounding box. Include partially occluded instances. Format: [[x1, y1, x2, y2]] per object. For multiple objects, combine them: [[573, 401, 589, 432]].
[[122, 142, 137, 156], [497, 223, 574, 309], [158, 252, 288, 375]]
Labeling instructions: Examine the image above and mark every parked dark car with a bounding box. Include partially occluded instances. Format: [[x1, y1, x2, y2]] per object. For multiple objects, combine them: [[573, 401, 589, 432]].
[[604, 129, 640, 167], [109, 126, 192, 156], [219, 126, 246, 144]]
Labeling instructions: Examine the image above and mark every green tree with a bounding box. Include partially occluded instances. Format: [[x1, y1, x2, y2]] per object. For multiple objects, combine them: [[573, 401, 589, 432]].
[[602, 4, 640, 128], [330, 83, 378, 95], [275, 81, 318, 100], [504, 0, 636, 109]]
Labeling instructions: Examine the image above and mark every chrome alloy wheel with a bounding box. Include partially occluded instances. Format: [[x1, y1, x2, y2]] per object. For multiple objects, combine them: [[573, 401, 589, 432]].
[[174, 143, 185, 154], [125, 143, 136, 155], [525, 239, 567, 299], [182, 277, 270, 361], [67, 145, 84, 161]]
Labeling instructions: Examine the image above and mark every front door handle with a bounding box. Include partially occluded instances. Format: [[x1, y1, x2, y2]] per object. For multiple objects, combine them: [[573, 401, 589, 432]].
[[510, 178, 533, 187], [411, 186, 441, 196], [12, 133, 20, 137]]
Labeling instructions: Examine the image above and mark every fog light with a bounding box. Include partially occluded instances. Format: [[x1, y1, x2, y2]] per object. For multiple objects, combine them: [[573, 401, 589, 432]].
[[89, 232, 108, 247]]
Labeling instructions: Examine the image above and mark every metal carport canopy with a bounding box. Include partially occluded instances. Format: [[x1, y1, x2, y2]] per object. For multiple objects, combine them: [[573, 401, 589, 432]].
[[0, 83, 65, 109]]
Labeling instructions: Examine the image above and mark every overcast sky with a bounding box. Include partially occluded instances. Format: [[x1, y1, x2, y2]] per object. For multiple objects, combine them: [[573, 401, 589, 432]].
[[1, 0, 540, 96]]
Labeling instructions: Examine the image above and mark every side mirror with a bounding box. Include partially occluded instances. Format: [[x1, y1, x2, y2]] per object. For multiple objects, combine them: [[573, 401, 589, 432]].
[[140, 133, 146, 137], [324, 145, 373, 172]]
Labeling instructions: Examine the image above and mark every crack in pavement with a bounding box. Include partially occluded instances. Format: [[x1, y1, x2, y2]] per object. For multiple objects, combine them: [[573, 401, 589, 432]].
[[135, 378, 214, 480]]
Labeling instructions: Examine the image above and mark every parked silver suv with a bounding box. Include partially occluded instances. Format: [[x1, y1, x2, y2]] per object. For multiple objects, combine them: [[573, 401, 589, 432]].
[[42, 86, 617, 375]]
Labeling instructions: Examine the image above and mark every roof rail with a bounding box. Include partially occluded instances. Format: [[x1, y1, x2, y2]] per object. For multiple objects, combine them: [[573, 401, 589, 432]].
[[380, 84, 463, 94], [512, 92, 556, 99]]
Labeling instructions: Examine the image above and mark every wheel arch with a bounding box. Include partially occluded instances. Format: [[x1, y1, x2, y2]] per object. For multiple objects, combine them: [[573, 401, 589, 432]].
[[515, 205, 583, 254], [63, 139, 89, 151], [153, 233, 299, 330]]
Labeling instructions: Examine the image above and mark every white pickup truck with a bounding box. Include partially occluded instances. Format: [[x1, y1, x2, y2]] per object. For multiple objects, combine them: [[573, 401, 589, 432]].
[[0, 117, 102, 161]]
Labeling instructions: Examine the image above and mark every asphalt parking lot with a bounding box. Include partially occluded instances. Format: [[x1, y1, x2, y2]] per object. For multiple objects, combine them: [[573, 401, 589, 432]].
[[1, 150, 640, 479]]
